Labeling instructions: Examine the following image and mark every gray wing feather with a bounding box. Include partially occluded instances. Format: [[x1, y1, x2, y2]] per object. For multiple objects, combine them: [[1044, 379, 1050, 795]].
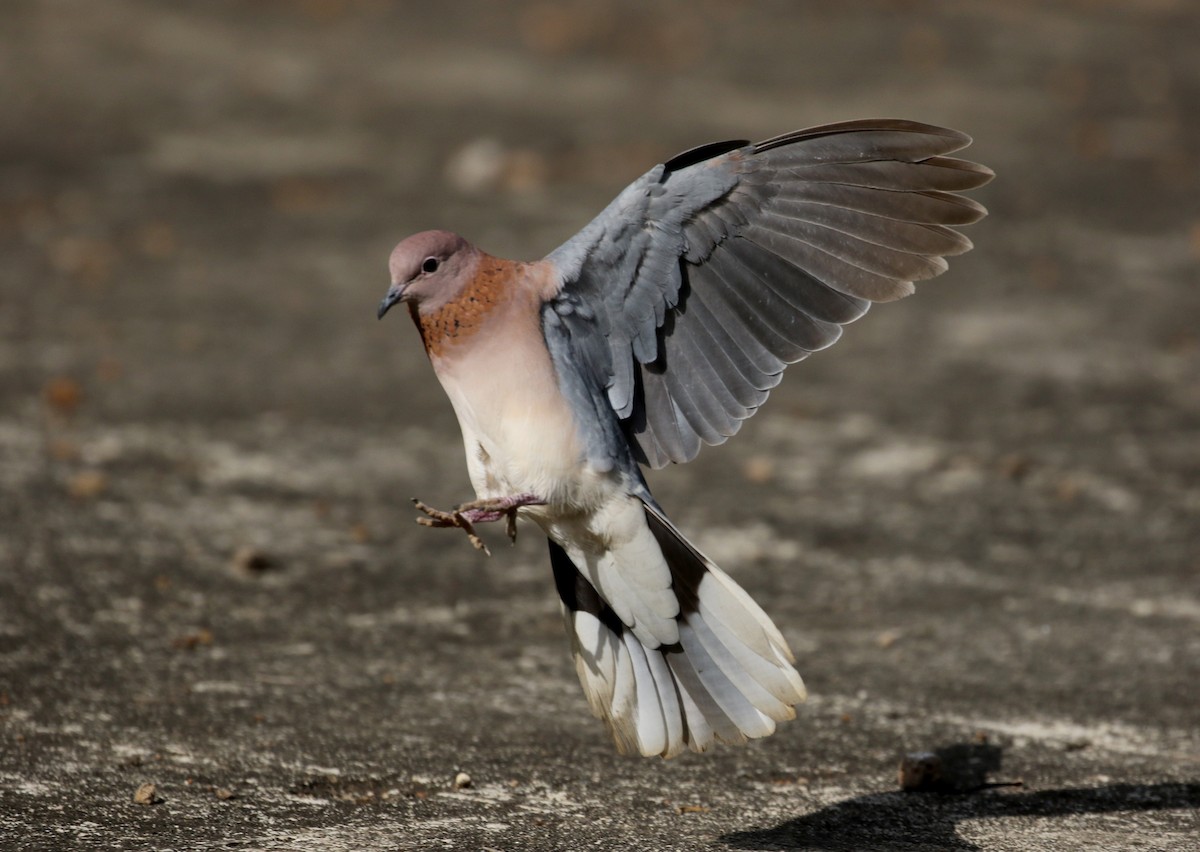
[[543, 119, 992, 468]]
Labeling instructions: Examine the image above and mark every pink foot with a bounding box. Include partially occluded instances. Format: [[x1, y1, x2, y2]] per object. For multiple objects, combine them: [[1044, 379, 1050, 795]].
[[412, 494, 545, 555]]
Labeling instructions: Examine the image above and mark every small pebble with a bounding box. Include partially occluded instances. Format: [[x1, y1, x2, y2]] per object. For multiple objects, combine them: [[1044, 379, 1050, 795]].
[[453, 772, 472, 790], [171, 628, 214, 651], [898, 752, 943, 791], [876, 629, 902, 649], [742, 456, 774, 483], [133, 782, 163, 805], [232, 546, 275, 574], [67, 470, 107, 499], [445, 138, 506, 193], [44, 376, 83, 415]]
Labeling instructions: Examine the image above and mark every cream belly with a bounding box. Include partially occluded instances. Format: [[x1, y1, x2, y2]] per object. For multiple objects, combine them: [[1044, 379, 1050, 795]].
[[432, 331, 609, 514]]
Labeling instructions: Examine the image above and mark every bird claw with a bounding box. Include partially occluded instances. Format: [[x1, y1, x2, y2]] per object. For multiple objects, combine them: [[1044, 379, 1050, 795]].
[[411, 494, 546, 555], [411, 499, 491, 555]]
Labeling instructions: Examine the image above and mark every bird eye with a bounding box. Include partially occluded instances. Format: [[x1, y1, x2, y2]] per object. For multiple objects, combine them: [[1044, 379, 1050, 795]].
[[422, 257, 439, 274]]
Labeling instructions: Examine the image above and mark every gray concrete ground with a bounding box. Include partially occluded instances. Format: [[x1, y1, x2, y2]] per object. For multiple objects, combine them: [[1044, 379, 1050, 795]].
[[1, 1, 1198, 849]]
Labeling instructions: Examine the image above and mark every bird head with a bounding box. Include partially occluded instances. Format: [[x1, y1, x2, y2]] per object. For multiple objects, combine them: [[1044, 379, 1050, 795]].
[[378, 230, 476, 319]]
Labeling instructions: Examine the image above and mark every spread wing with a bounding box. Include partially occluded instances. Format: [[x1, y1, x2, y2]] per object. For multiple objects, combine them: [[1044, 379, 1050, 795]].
[[542, 119, 993, 469]]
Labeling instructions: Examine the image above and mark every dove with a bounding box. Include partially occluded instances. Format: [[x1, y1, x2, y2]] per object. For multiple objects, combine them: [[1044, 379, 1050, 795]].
[[377, 120, 992, 758]]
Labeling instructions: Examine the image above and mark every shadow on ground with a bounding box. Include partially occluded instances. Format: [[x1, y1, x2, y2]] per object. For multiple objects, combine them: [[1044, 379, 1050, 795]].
[[725, 780, 1200, 851]]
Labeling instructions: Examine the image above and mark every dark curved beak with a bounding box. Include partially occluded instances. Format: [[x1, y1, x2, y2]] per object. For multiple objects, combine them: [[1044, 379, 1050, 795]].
[[377, 283, 406, 320]]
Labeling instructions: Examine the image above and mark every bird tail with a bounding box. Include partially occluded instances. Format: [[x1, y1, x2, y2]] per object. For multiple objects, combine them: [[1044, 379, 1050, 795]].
[[550, 501, 806, 758]]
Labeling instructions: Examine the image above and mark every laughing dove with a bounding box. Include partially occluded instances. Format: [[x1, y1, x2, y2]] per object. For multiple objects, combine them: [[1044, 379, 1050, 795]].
[[378, 120, 992, 758]]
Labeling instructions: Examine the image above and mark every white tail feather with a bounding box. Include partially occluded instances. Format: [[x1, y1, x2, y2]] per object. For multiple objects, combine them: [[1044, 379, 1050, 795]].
[[557, 501, 806, 757], [557, 497, 681, 648]]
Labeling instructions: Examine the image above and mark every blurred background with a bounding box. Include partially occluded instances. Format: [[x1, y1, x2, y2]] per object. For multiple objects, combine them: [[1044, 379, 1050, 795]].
[[1, 1, 1198, 849]]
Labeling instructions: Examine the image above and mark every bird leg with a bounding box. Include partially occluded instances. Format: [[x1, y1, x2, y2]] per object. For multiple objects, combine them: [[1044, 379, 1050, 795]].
[[455, 494, 548, 542], [411, 493, 546, 555]]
